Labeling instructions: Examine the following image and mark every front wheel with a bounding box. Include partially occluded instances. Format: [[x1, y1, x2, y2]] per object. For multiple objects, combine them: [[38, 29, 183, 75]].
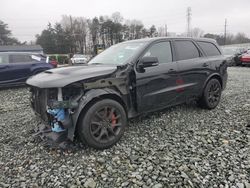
[[198, 79, 222, 109], [78, 99, 127, 149]]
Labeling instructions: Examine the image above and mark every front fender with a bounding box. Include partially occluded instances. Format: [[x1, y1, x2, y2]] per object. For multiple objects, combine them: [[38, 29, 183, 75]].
[[67, 88, 123, 140]]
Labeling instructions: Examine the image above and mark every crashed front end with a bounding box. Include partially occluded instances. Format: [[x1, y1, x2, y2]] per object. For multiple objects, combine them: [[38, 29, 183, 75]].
[[30, 85, 83, 145]]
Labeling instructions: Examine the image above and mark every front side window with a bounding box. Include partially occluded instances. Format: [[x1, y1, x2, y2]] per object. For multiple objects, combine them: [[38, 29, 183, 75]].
[[198, 41, 221, 56], [9, 54, 33, 63], [143, 41, 172, 64], [175, 40, 200, 61]]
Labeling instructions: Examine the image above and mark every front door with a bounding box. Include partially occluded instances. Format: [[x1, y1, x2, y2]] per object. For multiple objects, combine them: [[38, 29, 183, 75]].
[[136, 41, 180, 112]]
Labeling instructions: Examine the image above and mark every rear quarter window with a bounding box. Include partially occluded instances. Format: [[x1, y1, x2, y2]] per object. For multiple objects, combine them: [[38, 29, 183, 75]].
[[175, 40, 200, 61], [197, 41, 221, 56]]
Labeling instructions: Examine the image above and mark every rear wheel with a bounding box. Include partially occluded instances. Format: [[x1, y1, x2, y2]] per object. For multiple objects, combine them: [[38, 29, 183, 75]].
[[198, 79, 222, 109], [78, 99, 127, 149]]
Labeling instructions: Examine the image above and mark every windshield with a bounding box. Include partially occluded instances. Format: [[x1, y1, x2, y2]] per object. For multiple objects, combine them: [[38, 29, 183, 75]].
[[88, 42, 146, 65], [73, 54, 85, 58]]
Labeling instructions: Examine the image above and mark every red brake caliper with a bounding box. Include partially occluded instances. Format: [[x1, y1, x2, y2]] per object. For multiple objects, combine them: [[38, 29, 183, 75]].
[[111, 114, 117, 128]]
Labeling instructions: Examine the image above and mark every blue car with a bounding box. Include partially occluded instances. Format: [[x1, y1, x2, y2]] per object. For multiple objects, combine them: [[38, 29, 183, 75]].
[[0, 52, 54, 87]]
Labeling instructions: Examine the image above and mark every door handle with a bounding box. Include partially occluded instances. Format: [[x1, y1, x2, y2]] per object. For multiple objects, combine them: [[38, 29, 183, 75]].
[[203, 63, 209, 67], [168, 69, 176, 73]]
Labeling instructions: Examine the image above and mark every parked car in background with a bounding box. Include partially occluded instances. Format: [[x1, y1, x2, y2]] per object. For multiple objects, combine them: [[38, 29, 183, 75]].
[[222, 46, 245, 66], [71, 54, 90, 64], [48, 54, 69, 66], [240, 51, 250, 66], [48, 56, 58, 68], [27, 37, 228, 149], [0, 52, 54, 87]]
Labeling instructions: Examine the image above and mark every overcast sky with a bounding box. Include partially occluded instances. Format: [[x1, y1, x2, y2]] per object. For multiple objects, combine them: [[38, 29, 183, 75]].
[[1, 0, 250, 42]]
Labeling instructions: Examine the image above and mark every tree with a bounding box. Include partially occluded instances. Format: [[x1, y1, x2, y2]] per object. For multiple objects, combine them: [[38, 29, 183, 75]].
[[191, 27, 204, 38], [0, 20, 20, 45], [234, 33, 250, 44], [204, 33, 225, 45], [149, 25, 157, 37], [54, 23, 71, 54], [111, 12, 123, 23], [36, 23, 57, 54], [89, 17, 100, 53]]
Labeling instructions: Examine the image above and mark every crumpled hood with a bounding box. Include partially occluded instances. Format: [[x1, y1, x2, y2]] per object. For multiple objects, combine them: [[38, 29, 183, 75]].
[[26, 65, 117, 88]]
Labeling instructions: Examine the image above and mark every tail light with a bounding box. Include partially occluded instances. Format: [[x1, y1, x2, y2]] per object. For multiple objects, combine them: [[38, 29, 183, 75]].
[[50, 60, 58, 68]]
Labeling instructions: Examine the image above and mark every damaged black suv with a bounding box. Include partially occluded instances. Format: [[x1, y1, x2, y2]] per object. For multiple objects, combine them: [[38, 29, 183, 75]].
[[27, 37, 227, 149]]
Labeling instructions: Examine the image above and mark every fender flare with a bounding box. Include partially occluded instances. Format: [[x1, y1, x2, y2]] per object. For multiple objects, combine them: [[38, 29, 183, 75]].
[[67, 88, 125, 140], [202, 73, 223, 92]]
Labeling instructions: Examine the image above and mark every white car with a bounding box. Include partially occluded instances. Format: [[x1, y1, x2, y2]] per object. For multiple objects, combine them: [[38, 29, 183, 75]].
[[71, 54, 89, 64]]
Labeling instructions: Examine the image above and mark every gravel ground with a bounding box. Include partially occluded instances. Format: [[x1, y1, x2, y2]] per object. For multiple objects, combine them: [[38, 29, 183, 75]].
[[0, 67, 250, 188]]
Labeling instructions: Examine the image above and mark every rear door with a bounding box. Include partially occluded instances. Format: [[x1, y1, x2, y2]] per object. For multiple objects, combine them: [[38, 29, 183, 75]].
[[136, 40, 180, 112], [173, 40, 209, 100]]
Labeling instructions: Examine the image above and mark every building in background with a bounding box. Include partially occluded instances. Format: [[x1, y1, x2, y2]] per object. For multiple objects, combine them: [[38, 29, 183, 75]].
[[0, 45, 43, 53]]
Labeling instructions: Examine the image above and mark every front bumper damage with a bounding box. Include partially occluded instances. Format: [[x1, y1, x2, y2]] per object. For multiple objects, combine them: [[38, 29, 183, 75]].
[[31, 87, 81, 148]]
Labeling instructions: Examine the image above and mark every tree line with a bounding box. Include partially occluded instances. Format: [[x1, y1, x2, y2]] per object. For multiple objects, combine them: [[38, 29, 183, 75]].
[[36, 12, 158, 55]]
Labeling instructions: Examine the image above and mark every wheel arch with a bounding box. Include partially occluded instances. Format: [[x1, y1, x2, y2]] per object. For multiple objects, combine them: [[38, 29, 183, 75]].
[[203, 73, 223, 91], [68, 88, 127, 141]]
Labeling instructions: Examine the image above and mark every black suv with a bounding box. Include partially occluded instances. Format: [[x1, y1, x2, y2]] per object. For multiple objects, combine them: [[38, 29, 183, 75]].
[[27, 37, 228, 149]]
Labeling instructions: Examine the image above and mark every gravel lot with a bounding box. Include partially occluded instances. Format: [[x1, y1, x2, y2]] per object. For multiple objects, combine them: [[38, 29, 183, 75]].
[[0, 67, 250, 188]]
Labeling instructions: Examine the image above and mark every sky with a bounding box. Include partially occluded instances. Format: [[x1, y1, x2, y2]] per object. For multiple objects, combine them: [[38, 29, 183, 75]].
[[1, 0, 250, 42]]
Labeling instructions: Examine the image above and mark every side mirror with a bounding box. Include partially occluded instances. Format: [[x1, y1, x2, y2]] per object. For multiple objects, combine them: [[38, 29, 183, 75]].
[[138, 56, 159, 70]]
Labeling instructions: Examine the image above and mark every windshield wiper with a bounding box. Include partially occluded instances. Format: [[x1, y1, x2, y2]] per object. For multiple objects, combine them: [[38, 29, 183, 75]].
[[90, 63, 102, 65]]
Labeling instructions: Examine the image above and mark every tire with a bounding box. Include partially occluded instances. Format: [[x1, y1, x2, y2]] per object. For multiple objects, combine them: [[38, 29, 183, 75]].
[[198, 79, 222, 109], [77, 99, 127, 149]]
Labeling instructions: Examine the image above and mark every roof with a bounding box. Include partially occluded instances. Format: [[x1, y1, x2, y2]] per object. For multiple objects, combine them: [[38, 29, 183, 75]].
[[123, 37, 217, 44], [0, 51, 43, 55], [0, 45, 43, 52]]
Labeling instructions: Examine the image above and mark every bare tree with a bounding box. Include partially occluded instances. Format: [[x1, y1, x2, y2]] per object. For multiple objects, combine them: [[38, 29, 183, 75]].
[[111, 12, 123, 23], [234, 32, 250, 44], [191, 27, 204, 38]]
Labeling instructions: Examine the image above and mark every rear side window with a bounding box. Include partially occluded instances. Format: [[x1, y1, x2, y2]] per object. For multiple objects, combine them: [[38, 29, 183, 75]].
[[197, 41, 221, 56], [9, 54, 33, 63], [143, 41, 172, 64], [0, 55, 8, 64], [175, 40, 200, 61]]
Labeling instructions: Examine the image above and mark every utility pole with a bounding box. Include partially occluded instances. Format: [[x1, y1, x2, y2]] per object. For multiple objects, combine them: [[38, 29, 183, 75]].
[[187, 7, 192, 37], [224, 19, 227, 45], [165, 24, 168, 37]]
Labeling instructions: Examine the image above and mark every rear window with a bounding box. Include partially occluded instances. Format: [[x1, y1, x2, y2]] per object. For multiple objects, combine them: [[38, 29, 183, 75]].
[[197, 41, 221, 56], [175, 40, 200, 61], [9, 54, 33, 63]]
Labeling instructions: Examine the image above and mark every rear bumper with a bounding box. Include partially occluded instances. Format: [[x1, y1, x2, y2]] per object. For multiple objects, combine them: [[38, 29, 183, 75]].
[[222, 70, 228, 90]]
